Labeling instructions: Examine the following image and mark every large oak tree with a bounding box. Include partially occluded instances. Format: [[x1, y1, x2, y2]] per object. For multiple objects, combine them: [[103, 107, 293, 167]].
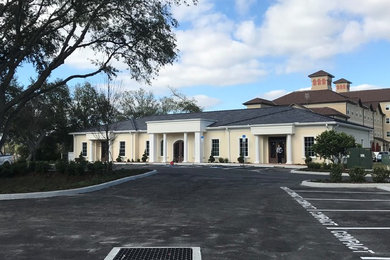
[[0, 0, 195, 150]]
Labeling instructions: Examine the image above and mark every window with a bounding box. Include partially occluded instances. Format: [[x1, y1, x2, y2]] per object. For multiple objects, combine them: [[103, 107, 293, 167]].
[[211, 139, 220, 156], [146, 141, 150, 156], [387, 132, 390, 137], [386, 105, 390, 111], [304, 137, 315, 157], [160, 140, 164, 156], [119, 141, 125, 156], [387, 118, 390, 124], [239, 138, 248, 157], [82, 142, 87, 156]]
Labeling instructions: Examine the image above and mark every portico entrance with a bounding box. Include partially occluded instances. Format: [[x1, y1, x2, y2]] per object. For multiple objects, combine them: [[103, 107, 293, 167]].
[[269, 137, 286, 163], [173, 140, 184, 162]]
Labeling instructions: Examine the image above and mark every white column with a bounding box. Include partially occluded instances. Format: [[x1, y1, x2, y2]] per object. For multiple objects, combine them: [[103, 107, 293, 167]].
[[226, 128, 231, 163], [286, 134, 293, 164], [149, 133, 156, 163], [259, 136, 264, 164], [183, 133, 188, 162], [194, 132, 203, 163], [88, 140, 93, 162], [255, 135, 260, 164], [163, 133, 167, 163]]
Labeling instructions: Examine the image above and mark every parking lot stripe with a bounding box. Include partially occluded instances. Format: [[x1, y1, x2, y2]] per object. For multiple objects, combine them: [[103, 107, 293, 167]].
[[308, 209, 390, 212], [327, 227, 390, 230], [294, 190, 390, 194], [360, 257, 390, 259], [305, 198, 390, 202]]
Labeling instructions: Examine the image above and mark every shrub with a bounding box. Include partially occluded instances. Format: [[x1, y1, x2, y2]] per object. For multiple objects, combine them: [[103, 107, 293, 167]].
[[141, 151, 148, 162], [55, 160, 68, 174], [321, 163, 332, 170], [66, 161, 77, 175], [35, 161, 50, 174], [127, 159, 130, 162], [330, 164, 343, 182], [116, 155, 122, 162], [218, 157, 224, 163], [307, 162, 321, 169], [28, 160, 36, 172], [208, 153, 215, 163], [305, 154, 312, 165], [0, 162, 14, 178], [75, 162, 85, 175], [372, 167, 390, 183], [349, 167, 367, 183], [237, 154, 244, 164], [224, 158, 229, 163], [136, 158, 140, 162], [12, 161, 28, 175]]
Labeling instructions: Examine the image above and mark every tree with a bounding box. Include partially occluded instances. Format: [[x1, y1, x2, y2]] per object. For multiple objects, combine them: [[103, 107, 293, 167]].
[[11, 84, 71, 161], [120, 87, 202, 119], [69, 83, 106, 130], [0, 0, 196, 150], [312, 130, 357, 164], [120, 88, 160, 119], [160, 87, 202, 114]]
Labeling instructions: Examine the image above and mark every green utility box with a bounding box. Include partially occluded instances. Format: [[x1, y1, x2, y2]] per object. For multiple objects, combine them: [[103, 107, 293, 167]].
[[346, 148, 373, 169], [382, 154, 390, 165]]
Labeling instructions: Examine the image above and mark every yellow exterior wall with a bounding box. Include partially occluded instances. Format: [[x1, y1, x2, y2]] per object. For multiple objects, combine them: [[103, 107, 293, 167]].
[[305, 102, 346, 113], [73, 134, 87, 159], [292, 125, 329, 164], [380, 102, 390, 143]]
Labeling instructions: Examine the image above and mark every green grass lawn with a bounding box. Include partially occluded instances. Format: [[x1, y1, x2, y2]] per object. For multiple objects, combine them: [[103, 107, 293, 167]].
[[0, 168, 150, 194]]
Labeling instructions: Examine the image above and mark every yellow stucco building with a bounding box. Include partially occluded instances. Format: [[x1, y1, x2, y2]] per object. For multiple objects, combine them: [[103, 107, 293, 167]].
[[70, 104, 370, 165]]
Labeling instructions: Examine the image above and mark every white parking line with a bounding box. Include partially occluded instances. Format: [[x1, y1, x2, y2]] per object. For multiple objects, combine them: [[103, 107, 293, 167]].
[[327, 227, 390, 230], [294, 190, 390, 194], [304, 198, 390, 202], [361, 257, 390, 259], [308, 209, 390, 212]]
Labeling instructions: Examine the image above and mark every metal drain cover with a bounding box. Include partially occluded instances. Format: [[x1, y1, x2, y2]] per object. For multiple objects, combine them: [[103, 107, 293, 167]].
[[105, 247, 201, 260]]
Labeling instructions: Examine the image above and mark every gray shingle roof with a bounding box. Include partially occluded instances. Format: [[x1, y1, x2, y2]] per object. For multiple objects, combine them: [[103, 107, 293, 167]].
[[73, 106, 367, 133]]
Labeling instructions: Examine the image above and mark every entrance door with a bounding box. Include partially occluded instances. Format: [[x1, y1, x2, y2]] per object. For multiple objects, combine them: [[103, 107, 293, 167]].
[[173, 140, 184, 162], [269, 137, 286, 163], [101, 141, 108, 162]]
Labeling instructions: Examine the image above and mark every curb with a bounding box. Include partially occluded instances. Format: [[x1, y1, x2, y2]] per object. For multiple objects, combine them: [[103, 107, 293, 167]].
[[0, 170, 157, 201], [115, 162, 307, 169], [291, 169, 350, 176], [301, 180, 390, 192]]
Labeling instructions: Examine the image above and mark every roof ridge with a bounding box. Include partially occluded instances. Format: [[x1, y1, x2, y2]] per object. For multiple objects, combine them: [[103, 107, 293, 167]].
[[223, 107, 293, 126]]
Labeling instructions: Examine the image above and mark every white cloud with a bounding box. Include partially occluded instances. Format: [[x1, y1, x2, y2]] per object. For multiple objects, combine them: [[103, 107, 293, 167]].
[[192, 94, 221, 109], [261, 90, 288, 100], [64, 0, 390, 89], [350, 84, 385, 91], [235, 0, 256, 16]]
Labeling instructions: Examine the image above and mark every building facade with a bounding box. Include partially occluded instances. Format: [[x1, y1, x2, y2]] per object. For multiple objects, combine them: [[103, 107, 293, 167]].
[[244, 70, 390, 152], [70, 106, 370, 165]]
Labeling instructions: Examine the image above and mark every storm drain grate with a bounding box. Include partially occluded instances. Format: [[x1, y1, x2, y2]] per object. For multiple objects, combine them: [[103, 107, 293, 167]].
[[105, 247, 201, 260]]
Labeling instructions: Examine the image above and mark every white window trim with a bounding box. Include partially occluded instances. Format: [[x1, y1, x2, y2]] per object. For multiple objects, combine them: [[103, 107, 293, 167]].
[[119, 141, 126, 157], [302, 136, 316, 159], [211, 139, 220, 157], [82, 142, 87, 157], [239, 137, 249, 157]]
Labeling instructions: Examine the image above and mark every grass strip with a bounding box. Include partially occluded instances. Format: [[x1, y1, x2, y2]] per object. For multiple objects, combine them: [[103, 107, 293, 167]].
[[0, 168, 150, 194]]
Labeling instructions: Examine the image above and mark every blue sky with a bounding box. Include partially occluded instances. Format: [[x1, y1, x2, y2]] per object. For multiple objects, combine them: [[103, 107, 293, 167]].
[[17, 0, 390, 111]]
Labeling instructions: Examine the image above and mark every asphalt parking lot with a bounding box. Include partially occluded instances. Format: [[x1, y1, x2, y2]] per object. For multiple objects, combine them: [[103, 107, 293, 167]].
[[282, 186, 390, 260], [0, 165, 389, 260]]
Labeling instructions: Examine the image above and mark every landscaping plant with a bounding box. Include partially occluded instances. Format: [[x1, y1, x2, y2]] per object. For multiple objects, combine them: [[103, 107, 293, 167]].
[[348, 167, 367, 183], [372, 167, 390, 183], [330, 164, 343, 182]]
